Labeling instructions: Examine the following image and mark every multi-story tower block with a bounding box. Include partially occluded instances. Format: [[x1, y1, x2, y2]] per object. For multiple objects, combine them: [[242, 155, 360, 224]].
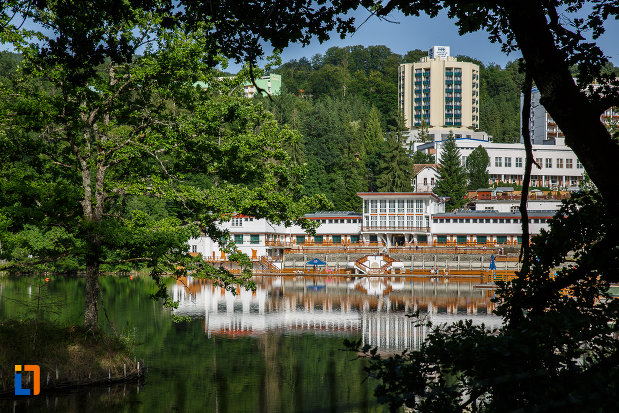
[[398, 46, 480, 130]]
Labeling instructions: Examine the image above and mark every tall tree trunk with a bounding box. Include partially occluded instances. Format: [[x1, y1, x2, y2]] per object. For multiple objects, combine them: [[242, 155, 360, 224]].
[[84, 238, 101, 331]]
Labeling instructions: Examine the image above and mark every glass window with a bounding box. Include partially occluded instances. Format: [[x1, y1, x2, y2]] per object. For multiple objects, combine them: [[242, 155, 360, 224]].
[[517, 236, 523, 244], [398, 216, 404, 227], [576, 160, 583, 169], [389, 216, 396, 227], [497, 236, 507, 244], [416, 200, 423, 213], [380, 200, 387, 213], [407, 200, 414, 213], [545, 158, 552, 168], [364, 200, 369, 214], [566, 159, 573, 168], [516, 157, 523, 168], [370, 200, 377, 213], [415, 215, 423, 228], [389, 200, 396, 213], [437, 235, 447, 244], [476, 235, 487, 244], [250, 234, 260, 244], [380, 216, 386, 227], [296, 235, 305, 244], [557, 158, 563, 168], [234, 234, 243, 244], [495, 157, 502, 167], [369, 235, 378, 243], [371, 216, 377, 227], [504, 157, 512, 167], [407, 216, 414, 227], [350, 235, 360, 243], [418, 235, 428, 243], [314, 235, 323, 244], [457, 235, 467, 244], [398, 200, 405, 212], [231, 217, 243, 227]]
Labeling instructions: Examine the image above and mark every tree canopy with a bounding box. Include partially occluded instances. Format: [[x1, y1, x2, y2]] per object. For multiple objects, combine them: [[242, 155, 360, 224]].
[[466, 145, 490, 190], [434, 134, 467, 211]]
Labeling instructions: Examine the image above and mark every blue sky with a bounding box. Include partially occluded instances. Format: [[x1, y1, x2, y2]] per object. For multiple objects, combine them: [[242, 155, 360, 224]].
[[227, 7, 619, 72]]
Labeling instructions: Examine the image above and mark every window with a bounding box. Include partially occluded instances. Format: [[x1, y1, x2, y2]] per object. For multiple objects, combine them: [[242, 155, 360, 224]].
[[497, 236, 507, 244], [389, 216, 396, 227], [504, 157, 512, 167], [536, 158, 542, 168], [369, 235, 378, 243], [314, 235, 323, 244], [296, 235, 305, 244], [545, 158, 552, 168], [370, 200, 377, 213], [234, 234, 243, 244], [557, 158, 563, 168], [350, 235, 360, 243], [389, 200, 396, 213], [364, 200, 369, 214], [437, 235, 447, 244], [457, 235, 467, 244], [517, 236, 523, 244], [398, 200, 405, 212], [476, 235, 487, 244], [418, 235, 428, 243], [380, 216, 386, 227], [407, 216, 414, 227], [431, 177, 435, 185], [566, 159, 573, 168], [495, 157, 502, 167], [250, 234, 260, 244], [398, 216, 404, 227], [380, 200, 387, 213], [576, 160, 583, 169], [407, 200, 414, 213], [371, 216, 377, 227], [191, 245, 197, 253], [231, 217, 243, 227], [416, 200, 423, 213], [416, 215, 423, 228], [424, 177, 428, 185]]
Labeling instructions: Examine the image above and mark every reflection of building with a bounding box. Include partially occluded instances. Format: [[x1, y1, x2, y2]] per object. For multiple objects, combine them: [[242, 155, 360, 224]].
[[398, 46, 480, 129], [171, 277, 500, 350]]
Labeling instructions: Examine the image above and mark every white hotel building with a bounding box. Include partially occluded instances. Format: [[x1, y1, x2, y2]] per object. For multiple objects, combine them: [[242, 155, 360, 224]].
[[189, 192, 556, 259]]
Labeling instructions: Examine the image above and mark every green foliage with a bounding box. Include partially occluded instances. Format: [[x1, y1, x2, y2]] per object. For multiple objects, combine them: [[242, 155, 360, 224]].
[[376, 130, 413, 192], [411, 151, 435, 164], [434, 134, 467, 211], [352, 191, 619, 412], [466, 145, 490, 190]]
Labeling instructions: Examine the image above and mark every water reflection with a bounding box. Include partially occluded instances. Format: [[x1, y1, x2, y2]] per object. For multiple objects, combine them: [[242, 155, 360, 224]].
[[173, 276, 502, 351]]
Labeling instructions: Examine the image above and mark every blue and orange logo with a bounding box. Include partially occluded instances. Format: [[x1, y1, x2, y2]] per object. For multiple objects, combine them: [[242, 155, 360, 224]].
[[14, 365, 40, 396]]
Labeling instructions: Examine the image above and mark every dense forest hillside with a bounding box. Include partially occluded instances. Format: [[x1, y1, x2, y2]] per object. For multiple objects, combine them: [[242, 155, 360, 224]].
[[276, 45, 525, 142]]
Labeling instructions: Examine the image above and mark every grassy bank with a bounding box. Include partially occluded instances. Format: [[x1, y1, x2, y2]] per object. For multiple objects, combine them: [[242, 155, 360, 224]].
[[0, 319, 142, 395]]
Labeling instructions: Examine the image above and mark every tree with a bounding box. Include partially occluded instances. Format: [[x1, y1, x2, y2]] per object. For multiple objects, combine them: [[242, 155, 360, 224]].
[[433, 133, 467, 211], [0, 2, 326, 331], [466, 145, 490, 190], [416, 120, 431, 143], [375, 130, 413, 192], [411, 151, 435, 165]]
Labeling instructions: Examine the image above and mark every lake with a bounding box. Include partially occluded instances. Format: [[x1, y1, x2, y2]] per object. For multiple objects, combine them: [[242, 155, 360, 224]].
[[0, 275, 500, 412]]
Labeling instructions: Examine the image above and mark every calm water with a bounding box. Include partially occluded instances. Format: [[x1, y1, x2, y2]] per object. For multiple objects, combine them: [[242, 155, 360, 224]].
[[0, 275, 500, 412]]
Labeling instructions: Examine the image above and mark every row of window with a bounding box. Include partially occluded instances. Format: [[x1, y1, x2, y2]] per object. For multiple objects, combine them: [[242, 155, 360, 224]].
[[365, 200, 426, 214], [436, 235, 521, 244], [314, 219, 361, 224], [295, 235, 360, 244], [365, 215, 429, 228], [234, 234, 261, 244], [493, 157, 583, 169], [434, 217, 549, 224], [231, 217, 255, 227]]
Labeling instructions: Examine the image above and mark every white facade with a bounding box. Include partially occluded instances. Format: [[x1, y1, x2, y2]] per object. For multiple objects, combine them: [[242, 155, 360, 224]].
[[413, 165, 439, 192], [359, 192, 446, 246], [431, 210, 553, 244], [429, 138, 585, 189]]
